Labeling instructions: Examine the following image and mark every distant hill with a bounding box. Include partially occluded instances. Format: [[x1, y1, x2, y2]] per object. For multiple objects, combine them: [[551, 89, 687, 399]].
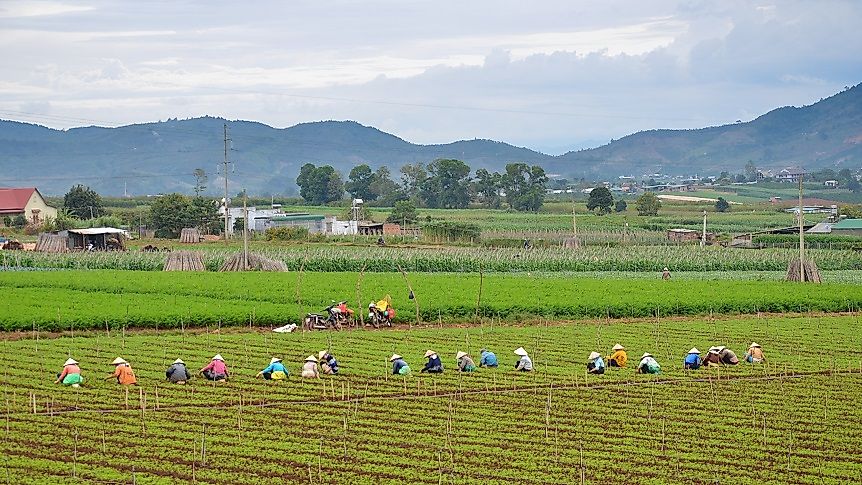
[[0, 83, 860, 195]]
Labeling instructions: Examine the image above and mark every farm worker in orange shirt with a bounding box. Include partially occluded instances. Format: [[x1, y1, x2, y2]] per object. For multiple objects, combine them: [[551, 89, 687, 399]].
[[301, 355, 320, 379], [106, 357, 137, 385], [743, 343, 765, 363], [200, 354, 229, 381], [55, 358, 83, 387], [607, 344, 627, 367]]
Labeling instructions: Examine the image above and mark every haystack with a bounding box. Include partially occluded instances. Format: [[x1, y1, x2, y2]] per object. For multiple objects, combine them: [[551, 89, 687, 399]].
[[562, 237, 580, 249], [164, 251, 205, 271], [179, 228, 201, 244], [785, 257, 821, 283], [219, 252, 287, 272], [35, 233, 68, 253]]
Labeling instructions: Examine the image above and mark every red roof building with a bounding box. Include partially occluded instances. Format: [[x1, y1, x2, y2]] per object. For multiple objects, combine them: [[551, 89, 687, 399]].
[[0, 187, 57, 226]]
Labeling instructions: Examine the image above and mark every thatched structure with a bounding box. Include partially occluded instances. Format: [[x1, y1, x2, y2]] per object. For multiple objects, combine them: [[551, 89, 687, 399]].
[[179, 228, 201, 244], [785, 258, 821, 283], [164, 251, 205, 271], [219, 252, 287, 272], [35, 233, 68, 253]]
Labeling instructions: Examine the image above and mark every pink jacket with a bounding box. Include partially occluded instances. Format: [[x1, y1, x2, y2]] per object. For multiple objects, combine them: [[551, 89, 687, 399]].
[[203, 360, 228, 375]]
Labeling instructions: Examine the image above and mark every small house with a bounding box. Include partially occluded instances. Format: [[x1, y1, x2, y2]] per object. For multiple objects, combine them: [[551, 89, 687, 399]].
[[0, 187, 57, 226], [824, 180, 839, 188]]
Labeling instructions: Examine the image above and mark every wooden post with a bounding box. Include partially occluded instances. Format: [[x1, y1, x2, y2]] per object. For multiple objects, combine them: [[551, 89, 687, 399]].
[[396, 263, 420, 327], [475, 264, 484, 322], [798, 175, 804, 281]]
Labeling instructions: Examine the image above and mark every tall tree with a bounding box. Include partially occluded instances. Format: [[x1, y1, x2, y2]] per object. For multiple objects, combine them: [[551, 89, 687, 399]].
[[150, 193, 192, 238], [421, 159, 471, 209], [744, 161, 758, 182], [400, 163, 427, 205], [369, 166, 402, 206], [586, 187, 614, 214], [635, 192, 661, 216], [63, 184, 105, 220], [473, 168, 503, 209], [345, 164, 375, 201], [502, 163, 546, 212], [193, 168, 208, 196], [296, 163, 344, 205]]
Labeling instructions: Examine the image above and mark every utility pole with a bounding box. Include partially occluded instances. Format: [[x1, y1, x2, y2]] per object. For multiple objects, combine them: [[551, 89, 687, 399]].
[[242, 191, 249, 270], [798, 174, 805, 282], [701, 210, 707, 247], [223, 123, 230, 244]]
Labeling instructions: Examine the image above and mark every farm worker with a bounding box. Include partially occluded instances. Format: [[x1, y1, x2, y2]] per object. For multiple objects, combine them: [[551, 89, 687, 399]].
[[319, 350, 339, 374], [636, 353, 661, 374], [390, 354, 411, 375], [514, 347, 533, 372], [106, 357, 137, 385], [456, 351, 476, 372], [479, 349, 498, 368], [301, 355, 320, 379], [743, 342, 765, 363], [662, 267, 671, 280], [166, 358, 191, 384], [717, 346, 739, 365], [587, 352, 605, 374], [256, 357, 288, 380], [55, 358, 83, 387], [684, 348, 702, 370], [200, 354, 229, 381], [608, 344, 627, 367], [421, 350, 444, 373], [702, 348, 722, 367]]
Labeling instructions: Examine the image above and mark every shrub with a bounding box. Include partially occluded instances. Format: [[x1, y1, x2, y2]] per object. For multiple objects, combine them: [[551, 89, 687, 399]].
[[265, 226, 310, 241]]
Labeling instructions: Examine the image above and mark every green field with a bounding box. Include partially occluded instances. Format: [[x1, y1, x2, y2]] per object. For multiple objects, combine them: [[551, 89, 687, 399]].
[[2, 315, 861, 483]]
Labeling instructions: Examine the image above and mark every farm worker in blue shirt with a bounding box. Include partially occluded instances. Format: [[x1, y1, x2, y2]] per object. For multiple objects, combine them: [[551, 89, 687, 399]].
[[256, 357, 288, 380], [514, 347, 533, 371], [479, 349, 498, 368], [421, 350, 443, 373], [390, 354, 410, 375], [587, 352, 605, 374], [637, 353, 661, 374], [684, 348, 702, 370]]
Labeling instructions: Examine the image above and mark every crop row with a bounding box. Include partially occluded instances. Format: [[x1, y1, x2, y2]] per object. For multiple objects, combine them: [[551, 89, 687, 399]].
[[3, 244, 861, 272]]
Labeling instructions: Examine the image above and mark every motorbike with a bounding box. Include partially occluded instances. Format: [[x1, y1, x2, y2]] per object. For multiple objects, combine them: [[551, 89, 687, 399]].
[[367, 305, 394, 328], [304, 301, 353, 331]]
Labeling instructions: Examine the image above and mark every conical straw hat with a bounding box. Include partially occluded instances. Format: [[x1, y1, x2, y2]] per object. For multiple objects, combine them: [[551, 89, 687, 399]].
[[750, 342, 761, 348], [709, 349, 719, 354], [111, 357, 127, 365], [213, 354, 224, 361], [612, 344, 624, 351], [588, 351, 601, 361], [716, 346, 726, 352], [64, 358, 78, 366], [688, 348, 700, 354], [173, 358, 185, 365], [456, 351, 467, 359], [641, 352, 653, 359], [424, 350, 436, 358], [389, 354, 402, 361], [270, 357, 282, 364], [514, 347, 528, 356], [305, 355, 317, 362], [318, 350, 327, 360]]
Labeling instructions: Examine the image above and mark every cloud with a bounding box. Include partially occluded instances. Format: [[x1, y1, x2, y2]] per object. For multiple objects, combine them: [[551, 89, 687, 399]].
[[0, 1, 93, 18]]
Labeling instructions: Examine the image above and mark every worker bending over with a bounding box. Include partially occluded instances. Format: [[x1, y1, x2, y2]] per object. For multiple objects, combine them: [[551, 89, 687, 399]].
[[717, 346, 739, 365], [684, 348, 702, 370], [743, 342, 765, 363], [200, 354, 229, 382], [421, 350, 444, 373], [587, 352, 605, 374], [608, 344, 627, 367], [390, 354, 411, 375], [636, 353, 661, 374], [166, 359, 191, 384], [301, 356, 320, 379], [514, 347, 533, 372], [55, 358, 83, 387], [106, 357, 137, 385], [318, 350, 339, 374], [479, 349, 497, 368], [456, 351, 476, 372], [257, 357, 288, 380]]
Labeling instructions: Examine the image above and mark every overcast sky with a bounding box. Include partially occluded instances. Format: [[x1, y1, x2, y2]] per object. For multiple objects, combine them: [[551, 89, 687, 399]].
[[1, 0, 860, 154]]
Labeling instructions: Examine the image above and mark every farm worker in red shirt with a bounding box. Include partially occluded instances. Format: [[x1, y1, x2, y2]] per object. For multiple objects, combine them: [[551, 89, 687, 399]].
[[200, 354, 229, 381], [55, 358, 83, 387], [301, 355, 320, 379], [106, 357, 137, 385]]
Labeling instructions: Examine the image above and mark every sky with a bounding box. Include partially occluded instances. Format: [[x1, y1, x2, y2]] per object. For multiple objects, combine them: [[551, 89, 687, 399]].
[[0, 0, 860, 154]]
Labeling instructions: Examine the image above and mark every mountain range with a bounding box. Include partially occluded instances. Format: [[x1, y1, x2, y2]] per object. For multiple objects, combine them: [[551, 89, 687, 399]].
[[0, 83, 860, 196]]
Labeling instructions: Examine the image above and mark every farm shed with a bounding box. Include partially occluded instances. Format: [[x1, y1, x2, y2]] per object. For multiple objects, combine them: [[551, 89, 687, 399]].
[[267, 214, 326, 233], [358, 222, 384, 235], [667, 228, 715, 243], [830, 219, 862, 237], [66, 227, 128, 250]]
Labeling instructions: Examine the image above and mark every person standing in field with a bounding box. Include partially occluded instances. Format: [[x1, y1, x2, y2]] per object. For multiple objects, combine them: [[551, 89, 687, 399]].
[[106, 357, 137, 385], [200, 354, 229, 382], [587, 352, 605, 374], [390, 354, 410, 375], [636, 353, 661, 374], [743, 343, 765, 363], [455, 351, 476, 372], [717, 346, 739, 365], [514, 347, 533, 372], [702, 348, 722, 367], [684, 348, 702, 370], [662, 267, 671, 280], [318, 350, 339, 375], [479, 348, 498, 368], [166, 358, 191, 384], [256, 357, 288, 380], [301, 355, 320, 379], [55, 358, 83, 387], [421, 350, 444, 373], [607, 344, 627, 367]]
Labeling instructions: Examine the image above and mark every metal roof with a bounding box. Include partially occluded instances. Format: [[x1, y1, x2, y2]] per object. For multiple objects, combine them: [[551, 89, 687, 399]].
[[270, 214, 324, 222], [68, 227, 127, 235], [831, 219, 862, 230]]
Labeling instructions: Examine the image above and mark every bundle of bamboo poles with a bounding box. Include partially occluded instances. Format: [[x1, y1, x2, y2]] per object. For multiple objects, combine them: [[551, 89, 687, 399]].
[[164, 251, 205, 271], [35, 233, 68, 253], [785, 257, 821, 283], [219, 252, 287, 272], [179, 228, 202, 244]]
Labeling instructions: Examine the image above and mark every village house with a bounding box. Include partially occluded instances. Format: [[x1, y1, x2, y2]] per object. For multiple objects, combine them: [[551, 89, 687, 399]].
[[776, 167, 807, 183], [0, 187, 57, 227]]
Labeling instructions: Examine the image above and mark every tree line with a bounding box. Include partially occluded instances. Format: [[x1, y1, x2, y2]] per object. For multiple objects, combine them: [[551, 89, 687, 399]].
[[296, 159, 548, 212]]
